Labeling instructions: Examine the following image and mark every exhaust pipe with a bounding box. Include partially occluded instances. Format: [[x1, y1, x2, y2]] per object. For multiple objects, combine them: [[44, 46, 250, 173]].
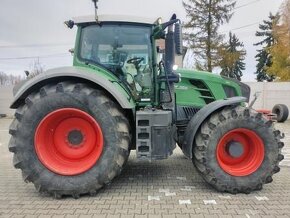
[[162, 15, 179, 120]]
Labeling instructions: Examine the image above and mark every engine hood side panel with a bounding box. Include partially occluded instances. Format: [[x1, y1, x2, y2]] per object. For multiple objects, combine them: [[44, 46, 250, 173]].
[[175, 69, 249, 108]]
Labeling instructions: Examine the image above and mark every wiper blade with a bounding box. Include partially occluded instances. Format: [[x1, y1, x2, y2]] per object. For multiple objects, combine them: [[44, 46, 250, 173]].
[[84, 59, 114, 73]]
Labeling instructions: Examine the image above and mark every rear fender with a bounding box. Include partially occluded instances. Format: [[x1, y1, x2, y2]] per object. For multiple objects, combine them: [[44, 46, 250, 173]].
[[10, 66, 135, 109], [182, 97, 247, 159]]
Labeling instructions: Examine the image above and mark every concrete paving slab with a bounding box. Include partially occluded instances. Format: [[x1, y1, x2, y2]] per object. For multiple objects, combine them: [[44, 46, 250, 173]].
[[0, 118, 290, 218]]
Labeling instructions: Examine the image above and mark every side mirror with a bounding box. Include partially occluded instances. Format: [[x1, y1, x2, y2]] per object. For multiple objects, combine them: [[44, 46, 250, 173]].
[[174, 23, 183, 55]]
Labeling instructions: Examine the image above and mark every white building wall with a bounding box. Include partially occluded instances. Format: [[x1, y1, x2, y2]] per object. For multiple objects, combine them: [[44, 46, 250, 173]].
[[245, 82, 290, 113]]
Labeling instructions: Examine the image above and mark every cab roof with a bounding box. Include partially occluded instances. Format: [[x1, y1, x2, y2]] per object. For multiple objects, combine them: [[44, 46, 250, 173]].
[[73, 14, 157, 25]]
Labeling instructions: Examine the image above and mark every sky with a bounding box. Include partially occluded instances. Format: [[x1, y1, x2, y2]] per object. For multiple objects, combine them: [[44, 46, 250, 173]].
[[0, 0, 284, 81]]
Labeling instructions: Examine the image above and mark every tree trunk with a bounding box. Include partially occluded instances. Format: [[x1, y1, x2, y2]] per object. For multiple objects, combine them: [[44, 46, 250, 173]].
[[207, 0, 213, 72]]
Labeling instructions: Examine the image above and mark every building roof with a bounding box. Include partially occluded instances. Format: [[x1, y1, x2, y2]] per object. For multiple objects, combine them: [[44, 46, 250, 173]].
[[73, 14, 158, 25]]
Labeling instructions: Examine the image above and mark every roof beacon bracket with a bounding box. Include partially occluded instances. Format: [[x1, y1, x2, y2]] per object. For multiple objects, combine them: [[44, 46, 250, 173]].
[[92, 0, 99, 22]]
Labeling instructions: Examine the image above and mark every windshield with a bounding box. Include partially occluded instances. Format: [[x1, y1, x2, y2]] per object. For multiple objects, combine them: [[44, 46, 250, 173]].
[[79, 24, 153, 100]]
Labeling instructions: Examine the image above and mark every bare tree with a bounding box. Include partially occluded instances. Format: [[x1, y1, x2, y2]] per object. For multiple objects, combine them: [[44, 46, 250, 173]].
[[0, 72, 24, 86], [9, 74, 23, 85], [0, 71, 9, 85], [28, 58, 45, 78]]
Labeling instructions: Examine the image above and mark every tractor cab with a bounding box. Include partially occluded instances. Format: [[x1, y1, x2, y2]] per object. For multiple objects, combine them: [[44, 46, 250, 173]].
[[71, 15, 182, 104]]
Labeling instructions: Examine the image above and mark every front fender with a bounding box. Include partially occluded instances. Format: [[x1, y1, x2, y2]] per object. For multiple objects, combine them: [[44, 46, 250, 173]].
[[11, 66, 135, 109], [182, 96, 247, 159]]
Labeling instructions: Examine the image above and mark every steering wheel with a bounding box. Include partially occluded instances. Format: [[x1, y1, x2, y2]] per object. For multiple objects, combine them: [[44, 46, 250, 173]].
[[127, 57, 144, 66]]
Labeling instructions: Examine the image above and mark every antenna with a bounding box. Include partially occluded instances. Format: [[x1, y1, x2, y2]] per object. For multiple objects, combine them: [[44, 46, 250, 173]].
[[92, 0, 99, 21]]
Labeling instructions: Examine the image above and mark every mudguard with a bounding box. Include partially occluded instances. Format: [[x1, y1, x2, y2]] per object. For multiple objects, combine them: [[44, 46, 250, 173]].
[[10, 66, 135, 109], [182, 96, 247, 159]]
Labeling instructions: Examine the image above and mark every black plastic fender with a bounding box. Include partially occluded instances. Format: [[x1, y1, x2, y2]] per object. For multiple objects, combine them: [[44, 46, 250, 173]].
[[182, 96, 247, 159], [10, 66, 134, 109]]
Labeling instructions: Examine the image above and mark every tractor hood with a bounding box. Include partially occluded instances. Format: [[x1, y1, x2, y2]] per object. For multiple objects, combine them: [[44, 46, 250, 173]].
[[177, 68, 227, 83], [176, 68, 251, 103]]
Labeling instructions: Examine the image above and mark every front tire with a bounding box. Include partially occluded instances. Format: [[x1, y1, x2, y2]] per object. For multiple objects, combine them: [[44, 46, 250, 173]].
[[9, 82, 131, 198], [193, 106, 284, 194]]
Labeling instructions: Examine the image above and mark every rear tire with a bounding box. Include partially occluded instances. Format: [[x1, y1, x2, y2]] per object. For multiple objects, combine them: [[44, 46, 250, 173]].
[[9, 82, 131, 198], [272, 104, 289, 123], [193, 106, 284, 194]]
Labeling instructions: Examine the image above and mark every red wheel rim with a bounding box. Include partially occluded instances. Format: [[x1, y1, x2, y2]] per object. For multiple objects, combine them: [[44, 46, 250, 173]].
[[35, 108, 103, 176], [216, 128, 264, 176]]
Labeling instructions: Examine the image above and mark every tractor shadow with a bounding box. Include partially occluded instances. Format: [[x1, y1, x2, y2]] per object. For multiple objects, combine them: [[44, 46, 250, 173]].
[[99, 149, 218, 195]]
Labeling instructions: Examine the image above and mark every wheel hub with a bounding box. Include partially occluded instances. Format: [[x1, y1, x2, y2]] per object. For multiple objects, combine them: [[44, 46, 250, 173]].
[[226, 141, 244, 158], [67, 130, 85, 147], [34, 108, 104, 176], [216, 128, 265, 177]]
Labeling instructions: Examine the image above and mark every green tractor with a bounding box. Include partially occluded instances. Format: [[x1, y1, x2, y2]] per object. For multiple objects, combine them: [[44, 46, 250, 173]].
[[9, 4, 284, 198]]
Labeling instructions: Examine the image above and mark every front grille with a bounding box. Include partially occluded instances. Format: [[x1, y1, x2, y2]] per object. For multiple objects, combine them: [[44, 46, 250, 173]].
[[223, 85, 237, 98], [176, 106, 200, 145], [189, 79, 215, 104], [222, 76, 251, 103], [240, 83, 251, 102], [176, 106, 200, 122]]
